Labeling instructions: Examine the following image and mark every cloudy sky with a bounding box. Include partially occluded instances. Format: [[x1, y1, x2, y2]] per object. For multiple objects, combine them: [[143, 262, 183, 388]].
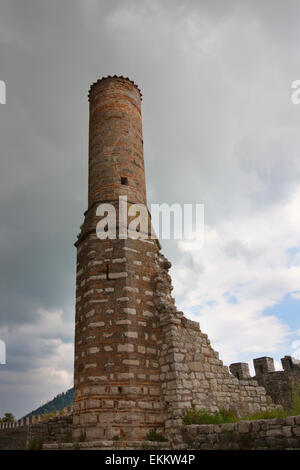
[[1, 0, 300, 418]]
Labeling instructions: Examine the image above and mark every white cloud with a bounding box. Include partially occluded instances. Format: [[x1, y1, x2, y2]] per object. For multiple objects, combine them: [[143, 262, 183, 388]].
[[0, 309, 73, 418], [291, 340, 300, 360], [171, 186, 300, 363]]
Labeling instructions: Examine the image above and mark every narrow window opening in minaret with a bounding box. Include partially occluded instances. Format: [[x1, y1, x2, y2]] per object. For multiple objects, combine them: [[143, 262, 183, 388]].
[[118, 386, 122, 393], [121, 176, 128, 185], [236, 372, 240, 380], [106, 264, 109, 280]]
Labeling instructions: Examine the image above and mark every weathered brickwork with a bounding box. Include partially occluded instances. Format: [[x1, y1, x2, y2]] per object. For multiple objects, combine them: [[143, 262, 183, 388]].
[[230, 356, 300, 410], [180, 415, 300, 450], [73, 76, 274, 443]]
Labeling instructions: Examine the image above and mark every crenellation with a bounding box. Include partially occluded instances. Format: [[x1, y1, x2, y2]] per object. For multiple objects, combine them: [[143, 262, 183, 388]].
[[253, 357, 275, 375], [281, 355, 300, 371], [227, 355, 300, 410], [230, 363, 251, 380]]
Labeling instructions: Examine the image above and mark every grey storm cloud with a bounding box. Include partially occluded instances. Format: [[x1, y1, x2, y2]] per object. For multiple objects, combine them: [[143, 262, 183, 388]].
[[0, 0, 300, 417]]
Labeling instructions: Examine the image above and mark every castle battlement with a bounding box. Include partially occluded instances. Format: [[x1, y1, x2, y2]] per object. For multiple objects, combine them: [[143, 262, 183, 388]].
[[230, 356, 300, 410], [0, 406, 73, 431]]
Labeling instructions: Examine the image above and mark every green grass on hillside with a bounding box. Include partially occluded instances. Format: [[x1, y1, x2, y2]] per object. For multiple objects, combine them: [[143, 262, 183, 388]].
[[24, 388, 73, 418]]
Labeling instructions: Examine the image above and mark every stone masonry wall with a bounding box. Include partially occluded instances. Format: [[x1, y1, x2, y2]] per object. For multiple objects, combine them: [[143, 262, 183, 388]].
[[0, 406, 73, 450], [254, 370, 300, 410], [254, 356, 300, 410], [180, 415, 300, 450], [27, 414, 73, 446], [153, 253, 273, 441], [0, 425, 28, 450]]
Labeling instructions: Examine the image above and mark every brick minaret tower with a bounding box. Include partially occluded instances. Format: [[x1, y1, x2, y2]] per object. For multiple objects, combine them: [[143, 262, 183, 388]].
[[73, 76, 165, 441], [73, 76, 273, 444]]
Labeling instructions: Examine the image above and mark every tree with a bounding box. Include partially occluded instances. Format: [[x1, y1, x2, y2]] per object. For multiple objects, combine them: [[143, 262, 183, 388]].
[[2, 413, 15, 423]]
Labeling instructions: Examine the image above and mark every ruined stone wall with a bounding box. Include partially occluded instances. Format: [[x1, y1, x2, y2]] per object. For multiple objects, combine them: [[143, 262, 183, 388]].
[[230, 356, 300, 410], [254, 370, 300, 410], [254, 356, 300, 411], [180, 415, 300, 450], [153, 253, 272, 441]]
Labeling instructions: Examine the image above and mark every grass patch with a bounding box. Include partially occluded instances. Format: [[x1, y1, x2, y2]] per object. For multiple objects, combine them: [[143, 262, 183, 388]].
[[27, 439, 43, 450], [146, 429, 168, 442], [63, 432, 73, 443], [39, 411, 57, 422], [246, 408, 291, 420], [142, 443, 157, 450], [245, 390, 300, 421], [183, 390, 300, 425], [183, 407, 238, 425]]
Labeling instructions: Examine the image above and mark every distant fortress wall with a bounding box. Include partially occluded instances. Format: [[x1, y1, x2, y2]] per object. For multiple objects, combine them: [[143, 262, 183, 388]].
[[0, 406, 73, 449]]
